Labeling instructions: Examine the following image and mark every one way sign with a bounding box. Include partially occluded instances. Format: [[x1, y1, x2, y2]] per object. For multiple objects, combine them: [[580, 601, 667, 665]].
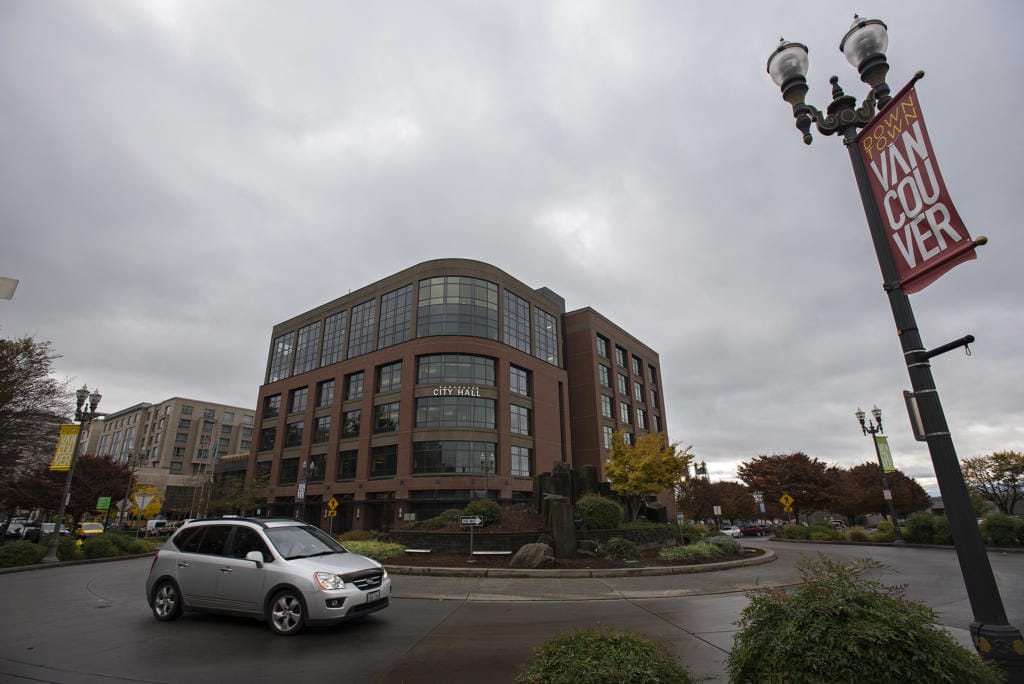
[[460, 515, 483, 527]]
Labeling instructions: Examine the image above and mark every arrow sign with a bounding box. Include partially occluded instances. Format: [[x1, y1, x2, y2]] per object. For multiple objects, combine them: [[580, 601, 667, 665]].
[[460, 515, 483, 527]]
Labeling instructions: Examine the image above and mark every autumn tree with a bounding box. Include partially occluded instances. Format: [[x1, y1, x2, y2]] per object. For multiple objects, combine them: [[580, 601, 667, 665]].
[[834, 462, 932, 522], [736, 452, 840, 522], [676, 476, 714, 522], [0, 336, 72, 508], [605, 430, 691, 520], [711, 481, 759, 521], [962, 451, 1024, 515]]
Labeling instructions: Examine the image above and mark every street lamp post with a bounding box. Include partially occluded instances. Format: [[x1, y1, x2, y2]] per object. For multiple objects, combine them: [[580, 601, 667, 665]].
[[480, 454, 490, 499], [768, 17, 1024, 675], [42, 384, 101, 564], [855, 406, 904, 542]]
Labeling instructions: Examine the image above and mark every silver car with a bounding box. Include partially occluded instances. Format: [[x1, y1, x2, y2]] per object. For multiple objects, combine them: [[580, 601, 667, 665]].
[[145, 517, 390, 635]]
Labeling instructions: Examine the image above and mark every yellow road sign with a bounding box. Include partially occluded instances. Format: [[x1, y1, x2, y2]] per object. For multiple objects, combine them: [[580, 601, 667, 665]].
[[326, 510, 337, 517], [780, 493, 794, 507], [327, 497, 339, 511]]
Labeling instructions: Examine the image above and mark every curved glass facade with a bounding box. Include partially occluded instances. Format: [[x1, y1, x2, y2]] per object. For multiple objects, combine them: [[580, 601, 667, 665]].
[[417, 354, 495, 386], [416, 276, 498, 339], [412, 440, 496, 474], [415, 396, 496, 429]]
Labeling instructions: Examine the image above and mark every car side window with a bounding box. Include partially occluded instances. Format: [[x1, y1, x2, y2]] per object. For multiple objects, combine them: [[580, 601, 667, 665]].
[[227, 527, 271, 561], [175, 526, 205, 553], [195, 525, 232, 555]]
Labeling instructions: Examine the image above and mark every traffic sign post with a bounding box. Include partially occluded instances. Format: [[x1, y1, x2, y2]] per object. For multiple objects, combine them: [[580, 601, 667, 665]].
[[460, 515, 483, 555]]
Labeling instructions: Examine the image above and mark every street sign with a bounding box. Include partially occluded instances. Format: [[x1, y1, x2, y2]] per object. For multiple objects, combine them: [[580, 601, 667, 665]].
[[134, 492, 155, 513], [326, 510, 337, 517], [784, 505, 793, 512], [297, 480, 306, 502], [713, 505, 722, 516], [779, 493, 794, 508], [460, 515, 483, 527], [96, 496, 111, 511], [327, 497, 339, 511]]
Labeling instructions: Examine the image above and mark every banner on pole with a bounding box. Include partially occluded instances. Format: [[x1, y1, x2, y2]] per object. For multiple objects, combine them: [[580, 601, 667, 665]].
[[857, 81, 979, 294], [50, 424, 79, 471], [875, 435, 895, 473]]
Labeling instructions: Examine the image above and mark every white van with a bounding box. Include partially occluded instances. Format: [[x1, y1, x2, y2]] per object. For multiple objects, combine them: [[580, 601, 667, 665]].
[[145, 519, 170, 536]]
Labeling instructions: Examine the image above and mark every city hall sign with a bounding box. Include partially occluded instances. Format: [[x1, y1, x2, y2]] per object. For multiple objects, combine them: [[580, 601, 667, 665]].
[[432, 385, 483, 397]]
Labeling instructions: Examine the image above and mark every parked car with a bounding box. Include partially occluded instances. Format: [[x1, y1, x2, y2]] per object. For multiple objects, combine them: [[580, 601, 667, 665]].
[[4, 519, 27, 540], [75, 522, 105, 538], [740, 523, 773, 537], [146, 517, 391, 635], [719, 525, 743, 539], [41, 523, 71, 536]]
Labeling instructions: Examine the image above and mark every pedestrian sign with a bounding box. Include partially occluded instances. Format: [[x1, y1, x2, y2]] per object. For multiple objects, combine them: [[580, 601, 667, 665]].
[[779, 493, 794, 508], [327, 497, 339, 511]]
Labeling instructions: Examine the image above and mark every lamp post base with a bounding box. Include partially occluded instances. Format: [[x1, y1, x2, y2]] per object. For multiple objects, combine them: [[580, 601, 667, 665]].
[[970, 622, 1024, 682]]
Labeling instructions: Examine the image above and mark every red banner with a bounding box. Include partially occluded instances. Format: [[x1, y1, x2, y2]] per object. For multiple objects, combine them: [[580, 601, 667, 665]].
[[857, 83, 977, 294]]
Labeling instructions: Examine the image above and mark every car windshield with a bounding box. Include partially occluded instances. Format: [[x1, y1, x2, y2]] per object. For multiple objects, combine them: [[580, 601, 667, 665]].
[[83, 523, 102, 530], [264, 525, 346, 560]]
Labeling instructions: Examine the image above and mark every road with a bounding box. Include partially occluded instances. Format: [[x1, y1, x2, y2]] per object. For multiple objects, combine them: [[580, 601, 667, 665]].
[[1, 539, 1020, 683]]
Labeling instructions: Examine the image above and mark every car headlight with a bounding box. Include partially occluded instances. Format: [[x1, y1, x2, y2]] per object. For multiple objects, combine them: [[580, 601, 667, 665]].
[[381, 568, 389, 581], [314, 572, 346, 590]]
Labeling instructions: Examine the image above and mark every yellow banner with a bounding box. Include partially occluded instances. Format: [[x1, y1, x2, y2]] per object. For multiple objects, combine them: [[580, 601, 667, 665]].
[[50, 424, 79, 471]]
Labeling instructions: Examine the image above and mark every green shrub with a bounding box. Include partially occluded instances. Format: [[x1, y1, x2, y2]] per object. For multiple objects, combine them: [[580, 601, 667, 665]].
[[0, 540, 48, 568], [783, 525, 811, 540], [809, 531, 833, 541], [600, 537, 639, 560], [807, 524, 841, 541], [932, 516, 953, 545], [902, 512, 938, 544], [341, 540, 406, 561], [872, 520, 895, 543], [574, 494, 623, 530], [846, 527, 869, 542], [81, 536, 118, 559], [727, 554, 1002, 683], [658, 541, 718, 562], [338, 530, 372, 542], [981, 514, 1024, 547], [57, 537, 79, 561], [516, 626, 697, 684], [703, 534, 740, 553], [678, 523, 712, 544], [463, 498, 502, 525]]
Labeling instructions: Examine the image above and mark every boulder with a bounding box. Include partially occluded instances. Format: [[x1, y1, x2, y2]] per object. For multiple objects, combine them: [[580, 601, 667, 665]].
[[511, 543, 555, 569]]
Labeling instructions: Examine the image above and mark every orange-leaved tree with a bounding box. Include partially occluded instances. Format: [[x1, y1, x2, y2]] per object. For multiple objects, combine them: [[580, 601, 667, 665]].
[[605, 430, 691, 521]]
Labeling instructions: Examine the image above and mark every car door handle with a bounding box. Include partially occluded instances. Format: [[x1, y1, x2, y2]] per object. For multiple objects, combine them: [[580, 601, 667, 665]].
[[220, 567, 232, 574], [177, 561, 189, 568]]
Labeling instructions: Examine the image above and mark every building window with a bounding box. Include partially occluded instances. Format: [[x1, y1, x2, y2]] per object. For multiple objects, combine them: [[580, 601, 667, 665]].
[[636, 408, 647, 431], [173, 447, 185, 459], [415, 397, 496, 429], [175, 432, 188, 443], [178, 418, 191, 429], [634, 381, 644, 403], [654, 415, 662, 433], [203, 408, 215, 419], [601, 395, 613, 419], [648, 364, 658, 386], [377, 361, 403, 393], [598, 365, 610, 388], [289, 387, 308, 414], [345, 371, 364, 400], [202, 420, 214, 433], [602, 425, 614, 450], [268, 332, 295, 383], [243, 415, 254, 425], [240, 440, 251, 450], [511, 445, 532, 478], [169, 461, 182, 474], [337, 450, 357, 480], [596, 334, 609, 358], [371, 445, 397, 477], [533, 307, 559, 366], [181, 405, 193, 415], [510, 404, 531, 436], [650, 388, 659, 410], [293, 321, 321, 375], [285, 421, 304, 447], [374, 402, 400, 433], [307, 453, 326, 483], [317, 379, 335, 407], [220, 424, 232, 436], [503, 290, 531, 354], [417, 354, 495, 386], [417, 276, 498, 340], [617, 374, 628, 395], [510, 365, 530, 396], [378, 284, 414, 349], [313, 416, 331, 443], [632, 355, 642, 377], [223, 411, 235, 422], [320, 310, 347, 367], [342, 409, 361, 438], [620, 402, 631, 424], [412, 440, 495, 474], [263, 394, 281, 419], [279, 457, 299, 485], [615, 346, 626, 367], [347, 299, 376, 359]]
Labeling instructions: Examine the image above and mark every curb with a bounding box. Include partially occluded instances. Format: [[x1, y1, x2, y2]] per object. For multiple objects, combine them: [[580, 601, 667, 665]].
[[385, 547, 776, 577]]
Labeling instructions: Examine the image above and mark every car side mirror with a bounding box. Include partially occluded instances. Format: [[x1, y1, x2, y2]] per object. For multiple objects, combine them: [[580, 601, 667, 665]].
[[245, 551, 265, 568]]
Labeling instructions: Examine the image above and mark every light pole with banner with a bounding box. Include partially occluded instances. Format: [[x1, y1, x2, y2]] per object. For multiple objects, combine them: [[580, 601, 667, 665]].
[[767, 16, 1023, 674], [42, 384, 101, 563], [856, 406, 904, 542]]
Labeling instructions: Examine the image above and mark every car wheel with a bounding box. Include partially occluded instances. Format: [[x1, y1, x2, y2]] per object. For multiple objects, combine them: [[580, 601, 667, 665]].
[[268, 590, 305, 636], [151, 580, 182, 621]]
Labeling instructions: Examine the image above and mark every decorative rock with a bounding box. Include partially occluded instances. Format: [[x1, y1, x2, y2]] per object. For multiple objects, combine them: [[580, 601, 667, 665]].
[[510, 543, 555, 569]]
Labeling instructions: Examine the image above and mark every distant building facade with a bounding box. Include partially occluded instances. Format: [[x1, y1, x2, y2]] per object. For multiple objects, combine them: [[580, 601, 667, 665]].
[[249, 259, 668, 531], [82, 397, 255, 517]]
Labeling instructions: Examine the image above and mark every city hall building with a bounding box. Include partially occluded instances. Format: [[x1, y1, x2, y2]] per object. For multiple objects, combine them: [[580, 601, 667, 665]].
[[248, 259, 667, 531]]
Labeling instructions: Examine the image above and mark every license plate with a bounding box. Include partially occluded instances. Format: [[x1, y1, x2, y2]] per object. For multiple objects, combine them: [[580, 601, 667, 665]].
[[367, 590, 380, 603]]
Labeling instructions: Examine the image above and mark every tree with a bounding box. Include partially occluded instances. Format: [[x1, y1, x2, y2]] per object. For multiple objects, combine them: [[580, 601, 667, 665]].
[[676, 476, 714, 522], [711, 481, 758, 521], [833, 462, 931, 523], [605, 431, 691, 520], [962, 451, 1024, 515], [736, 453, 840, 522], [0, 336, 72, 508], [208, 475, 268, 517]]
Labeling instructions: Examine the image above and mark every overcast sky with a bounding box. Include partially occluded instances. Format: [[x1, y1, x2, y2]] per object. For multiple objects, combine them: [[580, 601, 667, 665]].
[[3, 1, 1022, 496]]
